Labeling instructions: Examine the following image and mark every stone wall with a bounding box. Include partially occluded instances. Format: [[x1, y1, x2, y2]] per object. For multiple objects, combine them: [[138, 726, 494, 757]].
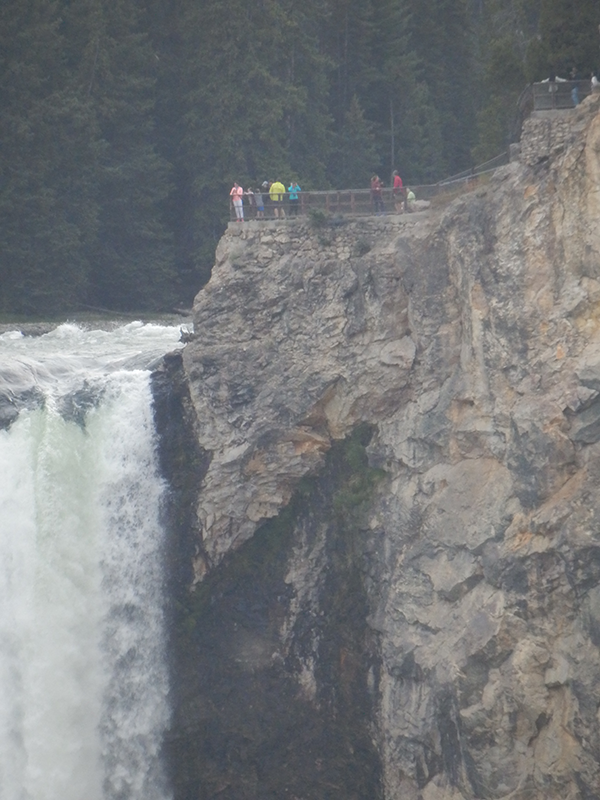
[[519, 94, 600, 165]]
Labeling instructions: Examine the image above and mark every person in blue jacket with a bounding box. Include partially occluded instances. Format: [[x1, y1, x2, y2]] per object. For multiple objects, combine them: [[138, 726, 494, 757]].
[[288, 181, 301, 216]]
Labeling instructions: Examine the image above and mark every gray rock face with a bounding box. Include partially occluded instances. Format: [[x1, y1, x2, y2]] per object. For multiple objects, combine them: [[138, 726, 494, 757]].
[[179, 94, 600, 798]]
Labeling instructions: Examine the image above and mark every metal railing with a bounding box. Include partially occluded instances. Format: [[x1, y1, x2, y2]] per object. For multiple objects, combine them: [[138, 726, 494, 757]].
[[229, 189, 436, 220], [229, 159, 509, 221], [532, 79, 591, 110], [438, 151, 510, 184]]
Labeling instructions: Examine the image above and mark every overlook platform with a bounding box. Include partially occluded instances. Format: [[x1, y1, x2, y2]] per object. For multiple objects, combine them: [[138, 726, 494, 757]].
[[229, 152, 509, 222], [531, 79, 591, 110]]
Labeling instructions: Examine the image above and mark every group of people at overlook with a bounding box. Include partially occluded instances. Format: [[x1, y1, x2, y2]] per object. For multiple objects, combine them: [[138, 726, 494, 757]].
[[229, 172, 417, 222], [370, 171, 416, 215], [229, 180, 301, 222]]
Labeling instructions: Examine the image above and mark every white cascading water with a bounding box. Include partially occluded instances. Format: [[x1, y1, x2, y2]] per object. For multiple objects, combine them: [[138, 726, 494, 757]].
[[0, 322, 185, 800]]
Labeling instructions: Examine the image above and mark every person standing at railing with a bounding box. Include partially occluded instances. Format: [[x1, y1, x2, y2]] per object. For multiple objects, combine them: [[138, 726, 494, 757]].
[[288, 181, 301, 216], [541, 73, 566, 108], [371, 175, 384, 215], [244, 187, 256, 218], [230, 182, 244, 222], [270, 179, 286, 218], [570, 67, 580, 105], [254, 187, 265, 219], [392, 170, 404, 214], [261, 181, 272, 217], [406, 188, 416, 212]]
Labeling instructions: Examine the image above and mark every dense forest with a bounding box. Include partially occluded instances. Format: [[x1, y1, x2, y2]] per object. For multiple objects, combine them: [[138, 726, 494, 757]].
[[0, 0, 598, 315]]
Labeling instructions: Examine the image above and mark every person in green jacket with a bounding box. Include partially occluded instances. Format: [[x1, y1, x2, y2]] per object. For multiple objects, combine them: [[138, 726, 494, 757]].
[[270, 180, 286, 218]]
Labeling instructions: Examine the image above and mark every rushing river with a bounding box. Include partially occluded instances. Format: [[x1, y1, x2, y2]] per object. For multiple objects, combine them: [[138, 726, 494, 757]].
[[0, 322, 185, 800]]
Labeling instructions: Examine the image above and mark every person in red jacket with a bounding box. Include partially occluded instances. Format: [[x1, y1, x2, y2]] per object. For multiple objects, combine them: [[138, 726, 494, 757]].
[[392, 170, 404, 213]]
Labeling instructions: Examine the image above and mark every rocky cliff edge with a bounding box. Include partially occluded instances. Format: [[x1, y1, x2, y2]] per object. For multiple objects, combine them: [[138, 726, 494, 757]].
[[180, 94, 600, 799]]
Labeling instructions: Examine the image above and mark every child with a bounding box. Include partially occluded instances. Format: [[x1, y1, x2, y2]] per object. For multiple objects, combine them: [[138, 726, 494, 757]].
[[253, 187, 265, 219], [245, 187, 256, 218]]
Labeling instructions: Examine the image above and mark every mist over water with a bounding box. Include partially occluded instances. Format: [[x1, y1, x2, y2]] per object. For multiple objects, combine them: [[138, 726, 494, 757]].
[[0, 322, 184, 800]]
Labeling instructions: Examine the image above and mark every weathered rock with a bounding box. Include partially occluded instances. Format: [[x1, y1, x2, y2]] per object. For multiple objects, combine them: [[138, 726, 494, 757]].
[[172, 94, 600, 799]]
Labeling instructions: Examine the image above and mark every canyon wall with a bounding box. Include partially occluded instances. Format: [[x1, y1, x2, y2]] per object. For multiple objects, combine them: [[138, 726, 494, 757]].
[[163, 94, 600, 800]]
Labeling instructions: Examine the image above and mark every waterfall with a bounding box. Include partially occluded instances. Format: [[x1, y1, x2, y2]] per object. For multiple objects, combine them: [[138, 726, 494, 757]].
[[0, 322, 184, 800]]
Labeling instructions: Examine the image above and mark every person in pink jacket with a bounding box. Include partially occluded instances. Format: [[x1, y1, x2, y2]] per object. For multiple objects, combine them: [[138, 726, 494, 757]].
[[230, 182, 244, 221]]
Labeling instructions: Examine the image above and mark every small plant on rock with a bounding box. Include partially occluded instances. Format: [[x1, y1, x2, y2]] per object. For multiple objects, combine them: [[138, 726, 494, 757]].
[[308, 208, 329, 229]]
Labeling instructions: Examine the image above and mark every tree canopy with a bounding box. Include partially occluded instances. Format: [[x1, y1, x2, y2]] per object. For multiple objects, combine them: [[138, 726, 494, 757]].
[[0, 0, 598, 314]]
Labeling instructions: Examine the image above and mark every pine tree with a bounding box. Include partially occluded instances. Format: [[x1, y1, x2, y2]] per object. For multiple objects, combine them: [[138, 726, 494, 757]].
[[323, 0, 379, 131], [472, 34, 527, 162], [368, 0, 415, 180], [70, 0, 175, 311], [277, 0, 334, 184], [4, 0, 578, 316], [178, 0, 334, 275], [330, 95, 380, 187], [357, 0, 446, 183], [395, 80, 445, 183], [0, 0, 99, 314], [528, 0, 598, 79], [144, 0, 201, 298], [404, 0, 477, 175]]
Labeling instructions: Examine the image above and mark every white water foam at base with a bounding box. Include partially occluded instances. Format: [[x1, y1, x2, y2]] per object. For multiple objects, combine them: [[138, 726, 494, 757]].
[[0, 324, 180, 800]]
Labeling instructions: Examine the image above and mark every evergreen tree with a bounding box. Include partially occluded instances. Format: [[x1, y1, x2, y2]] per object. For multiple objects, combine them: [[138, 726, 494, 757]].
[[394, 79, 445, 182], [268, 0, 334, 188], [527, 0, 599, 79], [324, 0, 379, 130], [69, 0, 175, 311], [179, 0, 289, 273], [0, 0, 98, 314], [471, 0, 597, 162], [369, 0, 417, 180], [472, 34, 527, 162], [405, 0, 476, 175], [144, 0, 201, 297], [330, 95, 380, 187], [178, 0, 334, 275], [6, 0, 588, 316]]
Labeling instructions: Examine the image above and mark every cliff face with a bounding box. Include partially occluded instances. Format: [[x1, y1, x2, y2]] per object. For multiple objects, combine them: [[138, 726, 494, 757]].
[[172, 94, 600, 799]]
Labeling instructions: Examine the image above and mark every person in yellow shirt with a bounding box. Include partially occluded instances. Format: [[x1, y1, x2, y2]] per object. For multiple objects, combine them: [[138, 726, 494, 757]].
[[269, 180, 286, 218]]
